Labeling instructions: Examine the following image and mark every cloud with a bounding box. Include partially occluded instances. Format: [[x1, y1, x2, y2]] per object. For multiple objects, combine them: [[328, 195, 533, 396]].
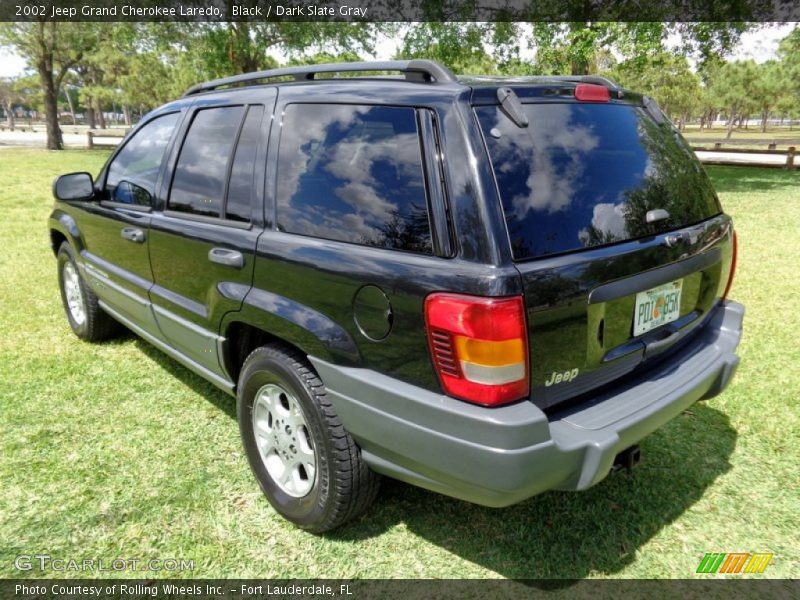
[[484, 104, 600, 217], [577, 202, 627, 244], [275, 105, 425, 241], [516, 107, 599, 216]]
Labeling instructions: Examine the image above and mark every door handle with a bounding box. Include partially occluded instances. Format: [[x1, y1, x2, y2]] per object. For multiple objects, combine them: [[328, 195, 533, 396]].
[[120, 227, 145, 243], [208, 247, 244, 268]]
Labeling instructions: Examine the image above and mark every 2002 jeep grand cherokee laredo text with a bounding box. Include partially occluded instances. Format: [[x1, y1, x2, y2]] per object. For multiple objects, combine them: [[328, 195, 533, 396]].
[[49, 60, 743, 532]]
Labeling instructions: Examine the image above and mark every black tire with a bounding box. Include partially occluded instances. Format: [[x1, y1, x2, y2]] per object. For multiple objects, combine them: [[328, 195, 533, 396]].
[[237, 344, 380, 533], [57, 242, 120, 342]]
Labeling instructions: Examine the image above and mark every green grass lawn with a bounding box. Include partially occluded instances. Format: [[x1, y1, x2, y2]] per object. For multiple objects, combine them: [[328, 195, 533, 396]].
[[0, 149, 798, 579]]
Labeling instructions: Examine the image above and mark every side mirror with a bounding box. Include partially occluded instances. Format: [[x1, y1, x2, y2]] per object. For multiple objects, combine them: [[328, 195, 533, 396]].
[[113, 180, 152, 207], [53, 172, 95, 202]]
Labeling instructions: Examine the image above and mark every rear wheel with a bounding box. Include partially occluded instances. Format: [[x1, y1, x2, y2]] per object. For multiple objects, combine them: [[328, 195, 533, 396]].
[[57, 242, 120, 342], [237, 344, 380, 532]]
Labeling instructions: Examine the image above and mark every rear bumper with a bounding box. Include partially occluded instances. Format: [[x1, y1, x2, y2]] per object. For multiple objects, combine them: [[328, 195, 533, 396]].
[[309, 300, 744, 507]]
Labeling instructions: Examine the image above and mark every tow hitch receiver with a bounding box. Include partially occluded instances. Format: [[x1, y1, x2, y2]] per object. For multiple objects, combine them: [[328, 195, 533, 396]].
[[612, 445, 642, 473]]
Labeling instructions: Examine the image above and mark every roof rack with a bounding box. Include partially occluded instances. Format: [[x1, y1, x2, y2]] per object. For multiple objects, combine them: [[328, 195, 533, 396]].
[[182, 60, 457, 97]]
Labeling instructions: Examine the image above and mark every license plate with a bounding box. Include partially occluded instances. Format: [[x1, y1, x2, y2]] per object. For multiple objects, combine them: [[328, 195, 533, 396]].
[[633, 280, 683, 337]]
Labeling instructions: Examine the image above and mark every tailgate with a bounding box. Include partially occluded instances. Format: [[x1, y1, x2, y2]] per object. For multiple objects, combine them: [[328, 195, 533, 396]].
[[517, 216, 735, 409], [475, 95, 735, 409]]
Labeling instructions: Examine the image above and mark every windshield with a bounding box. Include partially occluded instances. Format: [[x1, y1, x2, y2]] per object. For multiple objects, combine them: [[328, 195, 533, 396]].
[[476, 102, 721, 259]]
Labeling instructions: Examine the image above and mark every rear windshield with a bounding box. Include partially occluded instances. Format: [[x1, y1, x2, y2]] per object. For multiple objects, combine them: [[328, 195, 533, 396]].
[[476, 103, 721, 260]]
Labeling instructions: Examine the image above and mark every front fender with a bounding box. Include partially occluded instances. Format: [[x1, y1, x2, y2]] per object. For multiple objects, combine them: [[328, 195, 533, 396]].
[[48, 209, 85, 255]]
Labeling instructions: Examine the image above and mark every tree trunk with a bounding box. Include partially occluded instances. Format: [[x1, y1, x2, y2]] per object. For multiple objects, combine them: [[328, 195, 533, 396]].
[[227, 22, 263, 74], [123, 105, 131, 127], [3, 101, 14, 129], [761, 111, 768, 133], [566, 22, 591, 76], [86, 98, 96, 129], [726, 109, 736, 140], [64, 87, 77, 125], [97, 103, 106, 129], [570, 58, 589, 76], [38, 58, 63, 150]]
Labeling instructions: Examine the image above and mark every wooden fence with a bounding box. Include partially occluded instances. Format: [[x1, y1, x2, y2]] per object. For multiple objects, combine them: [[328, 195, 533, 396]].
[[0, 124, 130, 149]]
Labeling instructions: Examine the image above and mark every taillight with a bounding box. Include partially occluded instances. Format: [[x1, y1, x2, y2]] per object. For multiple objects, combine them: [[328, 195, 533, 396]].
[[425, 293, 529, 407], [722, 230, 738, 300], [575, 83, 610, 102]]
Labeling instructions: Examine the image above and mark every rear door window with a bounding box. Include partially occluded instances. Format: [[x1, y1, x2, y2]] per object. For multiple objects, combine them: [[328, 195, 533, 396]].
[[476, 103, 721, 259], [168, 106, 245, 219]]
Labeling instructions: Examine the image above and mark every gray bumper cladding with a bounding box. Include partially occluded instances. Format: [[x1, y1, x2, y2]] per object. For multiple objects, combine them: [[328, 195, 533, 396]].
[[309, 301, 744, 508]]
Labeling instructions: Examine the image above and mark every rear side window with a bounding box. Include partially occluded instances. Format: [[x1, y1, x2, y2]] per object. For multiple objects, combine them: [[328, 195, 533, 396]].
[[106, 112, 179, 205], [169, 106, 245, 219], [276, 104, 432, 254], [476, 103, 721, 259]]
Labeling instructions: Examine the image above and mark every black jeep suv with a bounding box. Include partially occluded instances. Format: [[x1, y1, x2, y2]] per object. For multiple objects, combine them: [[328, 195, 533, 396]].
[[49, 60, 743, 532]]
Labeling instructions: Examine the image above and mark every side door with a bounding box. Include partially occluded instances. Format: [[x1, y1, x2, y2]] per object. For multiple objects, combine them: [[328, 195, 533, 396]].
[[148, 91, 274, 380], [78, 111, 182, 334]]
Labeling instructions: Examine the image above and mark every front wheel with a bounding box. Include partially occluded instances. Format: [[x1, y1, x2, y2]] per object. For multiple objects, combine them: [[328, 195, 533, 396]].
[[57, 242, 120, 342], [237, 344, 380, 532]]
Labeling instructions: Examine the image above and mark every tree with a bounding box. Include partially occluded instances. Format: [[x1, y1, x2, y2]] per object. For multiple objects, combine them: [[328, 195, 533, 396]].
[[397, 23, 557, 75], [531, 23, 652, 75], [181, 22, 380, 76], [285, 50, 363, 72], [777, 26, 800, 106], [752, 61, 786, 132], [76, 25, 140, 128], [416, 22, 754, 79], [0, 77, 19, 127], [60, 72, 79, 125], [530, 23, 755, 76], [11, 74, 43, 117], [398, 23, 511, 74], [110, 22, 384, 110], [610, 52, 701, 127], [0, 23, 93, 149], [708, 60, 760, 139], [672, 23, 756, 72]]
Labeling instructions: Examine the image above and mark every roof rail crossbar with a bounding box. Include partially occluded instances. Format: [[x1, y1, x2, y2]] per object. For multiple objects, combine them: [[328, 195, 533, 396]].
[[182, 60, 457, 97]]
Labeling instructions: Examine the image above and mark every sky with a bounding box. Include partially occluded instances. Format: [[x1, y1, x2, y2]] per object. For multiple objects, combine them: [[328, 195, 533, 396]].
[[0, 22, 797, 78]]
